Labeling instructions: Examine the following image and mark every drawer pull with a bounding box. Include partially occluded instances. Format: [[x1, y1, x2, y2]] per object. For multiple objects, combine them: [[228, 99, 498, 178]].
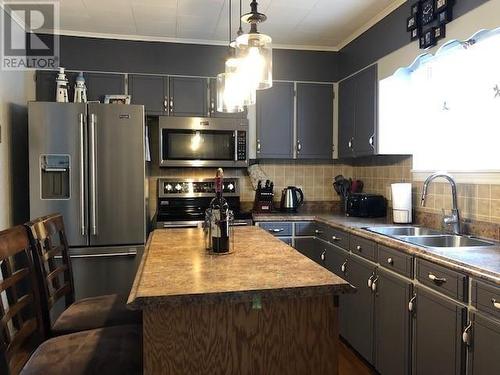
[[332, 235, 342, 242], [320, 250, 326, 261], [356, 245, 362, 251], [408, 295, 416, 312], [428, 273, 447, 284], [371, 277, 378, 292], [269, 228, 284, 233], [387, 257, 394, 265], [367, 273, 375, 288], [314, 229, 323, 235], [341, 261, 348, 273], [492, 298, 500, 310], [462, 323, 472, 345]]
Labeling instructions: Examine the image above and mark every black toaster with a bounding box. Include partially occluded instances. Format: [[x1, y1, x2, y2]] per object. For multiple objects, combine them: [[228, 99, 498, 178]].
[[346, 193, 387, 218]]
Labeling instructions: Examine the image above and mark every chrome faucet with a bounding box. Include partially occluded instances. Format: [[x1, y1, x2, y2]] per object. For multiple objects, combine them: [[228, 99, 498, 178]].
[[421, 173, 461, 234]]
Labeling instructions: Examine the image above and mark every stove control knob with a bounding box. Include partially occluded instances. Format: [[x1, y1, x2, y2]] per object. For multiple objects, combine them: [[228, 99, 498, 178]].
[[175, 184, 182, 192], [165, 184, 173, 192], [227, 183, 234, 191]]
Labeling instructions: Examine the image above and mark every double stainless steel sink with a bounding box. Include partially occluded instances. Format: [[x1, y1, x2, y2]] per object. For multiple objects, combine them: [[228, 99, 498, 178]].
[[365, 226, 495, 249]]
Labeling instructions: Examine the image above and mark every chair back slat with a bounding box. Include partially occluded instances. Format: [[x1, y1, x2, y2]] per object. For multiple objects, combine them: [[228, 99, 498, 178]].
[[25, 214, 75, 336], [0, 226, 45, 375]]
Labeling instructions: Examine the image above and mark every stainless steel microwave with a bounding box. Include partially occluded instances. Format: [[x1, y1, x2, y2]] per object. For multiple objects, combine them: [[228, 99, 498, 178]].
[[155, 117, 248, 167]]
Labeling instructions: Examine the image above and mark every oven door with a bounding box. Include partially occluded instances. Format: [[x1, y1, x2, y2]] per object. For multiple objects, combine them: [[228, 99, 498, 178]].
[[161, 128, 240, 167]]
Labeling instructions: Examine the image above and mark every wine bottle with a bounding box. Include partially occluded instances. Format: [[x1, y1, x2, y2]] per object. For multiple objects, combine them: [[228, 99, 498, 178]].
[[210, 168, 230, 252]]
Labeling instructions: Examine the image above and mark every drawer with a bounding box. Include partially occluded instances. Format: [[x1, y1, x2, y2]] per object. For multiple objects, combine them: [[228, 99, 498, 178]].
[[378, 245, 413, 278], [349, 234, 377, 261], [258, 222, 293, 237], [294, 221, 317, 236], [472, 280, 500, 320], [315, 223, 349, 249], [417, 258, 467, 302]]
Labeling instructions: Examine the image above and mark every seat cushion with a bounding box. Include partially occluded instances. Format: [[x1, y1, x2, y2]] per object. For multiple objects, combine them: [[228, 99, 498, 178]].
[[52, 294, 142, 335], [21, 325, 142, 375]]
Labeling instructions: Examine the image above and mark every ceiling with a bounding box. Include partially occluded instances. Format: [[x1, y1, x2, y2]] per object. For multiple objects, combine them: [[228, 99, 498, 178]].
[[56, 0, 404, 50]]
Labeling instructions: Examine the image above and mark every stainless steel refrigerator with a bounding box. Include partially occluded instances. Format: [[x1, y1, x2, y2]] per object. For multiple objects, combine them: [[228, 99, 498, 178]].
[[28, 102, 146, 298]]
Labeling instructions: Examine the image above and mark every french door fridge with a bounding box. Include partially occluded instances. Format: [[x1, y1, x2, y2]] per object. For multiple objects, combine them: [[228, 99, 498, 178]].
[[28, 102, 145, 272]]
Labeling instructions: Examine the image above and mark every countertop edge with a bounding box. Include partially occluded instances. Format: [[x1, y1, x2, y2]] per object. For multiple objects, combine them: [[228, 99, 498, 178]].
[[127, 232, 154, 308]]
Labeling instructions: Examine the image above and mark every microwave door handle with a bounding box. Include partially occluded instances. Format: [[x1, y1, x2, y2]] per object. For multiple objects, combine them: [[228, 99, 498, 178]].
[[234, 131, 238, 161]]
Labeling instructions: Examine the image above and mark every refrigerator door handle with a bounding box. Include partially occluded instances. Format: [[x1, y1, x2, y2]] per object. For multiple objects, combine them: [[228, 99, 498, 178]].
[[89, 113, 98, 236], [79, 113, 86, 236]]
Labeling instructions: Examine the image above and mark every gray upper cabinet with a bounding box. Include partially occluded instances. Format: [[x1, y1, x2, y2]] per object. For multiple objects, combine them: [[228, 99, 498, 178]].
[[208, 78, 247, 119], [128, 74, 168, 115], [36, 70, 79, 102], [374, 268, 412, 375], [338, 64, 377, 158], [256, 81, 294, 159], [468, 313, 500, 375], [414, 286, 466, 375], [296, 83, 334, 159], [168, 76, 208, 117], [85, 72, 126, 102]]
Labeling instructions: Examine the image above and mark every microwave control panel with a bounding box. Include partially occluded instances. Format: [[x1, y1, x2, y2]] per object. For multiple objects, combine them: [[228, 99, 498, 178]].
[[237, 131, 247, 161]]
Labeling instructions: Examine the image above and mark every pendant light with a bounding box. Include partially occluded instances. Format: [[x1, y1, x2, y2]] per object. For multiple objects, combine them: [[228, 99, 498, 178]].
[[236, 0, 272, 90], [217, 0, 249, 112]]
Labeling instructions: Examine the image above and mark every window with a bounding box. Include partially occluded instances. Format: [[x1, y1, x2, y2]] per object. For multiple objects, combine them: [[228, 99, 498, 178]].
[[379, 28, 500, 172]]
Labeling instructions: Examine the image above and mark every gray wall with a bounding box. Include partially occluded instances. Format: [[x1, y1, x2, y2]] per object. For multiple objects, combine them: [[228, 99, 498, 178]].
[[58, 35, 340, 82], [339, 0, 491, 80]]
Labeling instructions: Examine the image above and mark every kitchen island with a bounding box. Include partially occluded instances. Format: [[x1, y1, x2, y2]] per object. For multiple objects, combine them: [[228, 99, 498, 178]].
[[128, 226, 352, 375]]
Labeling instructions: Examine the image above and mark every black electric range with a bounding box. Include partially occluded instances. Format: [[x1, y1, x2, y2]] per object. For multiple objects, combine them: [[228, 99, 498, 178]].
[[155, 178, 252, 229]]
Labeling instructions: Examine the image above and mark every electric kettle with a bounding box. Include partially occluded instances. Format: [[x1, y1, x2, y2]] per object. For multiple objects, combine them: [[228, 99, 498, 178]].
[[280, 186, 304, 212]]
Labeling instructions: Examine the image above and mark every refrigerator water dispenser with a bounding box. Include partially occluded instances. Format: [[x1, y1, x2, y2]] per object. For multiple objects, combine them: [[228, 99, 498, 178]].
[[40, 155, 70, 199]]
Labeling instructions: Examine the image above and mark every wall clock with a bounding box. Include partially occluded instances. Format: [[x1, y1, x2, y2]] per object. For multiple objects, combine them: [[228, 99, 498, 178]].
[[408, 0, 456, 50]]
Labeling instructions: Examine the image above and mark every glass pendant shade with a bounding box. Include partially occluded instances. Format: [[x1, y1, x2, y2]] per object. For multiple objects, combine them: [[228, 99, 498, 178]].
[[225, 56, 256, 106], [235, 32, 272, 90], [216, 72, 246, 113]]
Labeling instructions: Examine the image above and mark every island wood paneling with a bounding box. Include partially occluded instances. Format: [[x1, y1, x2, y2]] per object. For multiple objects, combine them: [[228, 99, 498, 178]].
[[143, 295, 339, 375]]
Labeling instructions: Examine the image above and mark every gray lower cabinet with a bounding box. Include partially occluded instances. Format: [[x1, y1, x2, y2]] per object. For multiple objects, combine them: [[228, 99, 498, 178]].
[[338, 64, 377, 158], [374, 268, 412, 375], [468, 312, 500, 375], [342, 255, 376, 363], [256, 81, 294, 158], [296, 83, 334, 159], [128, 74, 168, 115], [169, 76, 208, 117], [414, 286, 466, 375], [84, 72, 126, 102], [294, 237, 319, 262]]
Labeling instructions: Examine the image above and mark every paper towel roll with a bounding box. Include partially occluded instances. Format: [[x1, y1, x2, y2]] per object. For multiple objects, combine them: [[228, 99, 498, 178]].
[[391, 183, 412, 224]]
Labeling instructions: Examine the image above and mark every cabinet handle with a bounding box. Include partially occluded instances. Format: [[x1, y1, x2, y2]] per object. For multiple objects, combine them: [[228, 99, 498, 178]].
[[367, 273, 375, 289], [387, 257, 394, 265], [356, 245, 362, 252], [211, 99, 215, 114], [332, 235, 341, 242], [163, 97, 168, 111], [408, 294, 416, 312], [314, 229, 323, 235], [269, 228, 284, 233], [369, 134, 375, 149], [257, 139, 261, 153], [492, 298, 500, 310], [348, 137, 354, 149], [321, 250, 326, 261], [462, 322, 472, 345], [341, 261, 348, 273], [371, 276, 379, 292], [428, 273, 447, 284], [297, 140, 302, 152], [169, 97, 174, 112]]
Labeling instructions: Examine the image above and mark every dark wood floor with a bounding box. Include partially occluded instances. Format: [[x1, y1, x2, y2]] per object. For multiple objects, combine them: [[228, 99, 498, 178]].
[[339, 340, 377, 375]]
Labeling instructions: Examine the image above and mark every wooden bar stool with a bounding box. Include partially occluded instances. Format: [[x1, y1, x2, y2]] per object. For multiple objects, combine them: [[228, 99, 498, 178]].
[[25, 213, 141, 337], [0, 226, 142, 375]]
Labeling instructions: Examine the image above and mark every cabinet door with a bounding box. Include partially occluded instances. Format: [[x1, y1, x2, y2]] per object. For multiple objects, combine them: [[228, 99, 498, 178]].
[[469, 313, 500, 375], [36, 70, 78, 102], [296, 83, 334, 159], [342, 255, 376, 363], [129, 74, 168, 115], [256, 81, 294, 158], [414, 286, 466, 375], [294, 237, 319, 262], [338, 76, 356, 158], [374, 268, 412, 375], [169, 76, 208, 117], [85, 72, 126, 102], [208, 78, 247, 119], [353, 65, 377, 156]]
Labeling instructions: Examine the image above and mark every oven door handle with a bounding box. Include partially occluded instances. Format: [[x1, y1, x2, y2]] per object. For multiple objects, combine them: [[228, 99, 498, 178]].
[[162, 223, 201, 229]]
